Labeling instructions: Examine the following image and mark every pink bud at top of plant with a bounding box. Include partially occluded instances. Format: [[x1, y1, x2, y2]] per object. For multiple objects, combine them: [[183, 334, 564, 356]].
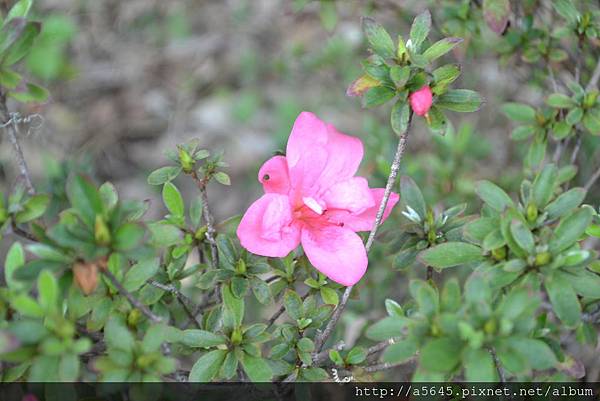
[[237, 112, 399, 286], [22, 394, 39, 401], [409, 86, 433, 116]]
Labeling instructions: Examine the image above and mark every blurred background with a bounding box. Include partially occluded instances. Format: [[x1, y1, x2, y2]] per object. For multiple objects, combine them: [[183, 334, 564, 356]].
[[1, 0, 599, 380], [0, 0, 540, 223]]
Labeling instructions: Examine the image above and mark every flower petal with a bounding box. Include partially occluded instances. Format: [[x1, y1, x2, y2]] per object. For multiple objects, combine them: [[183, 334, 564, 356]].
[[323, 177, 374, 214], [286, 112, 364, 194], [237, 193, 300, 257], [327, 188, 399, 232], [301, 225, 368, 286], [258, 156, 290, 194]]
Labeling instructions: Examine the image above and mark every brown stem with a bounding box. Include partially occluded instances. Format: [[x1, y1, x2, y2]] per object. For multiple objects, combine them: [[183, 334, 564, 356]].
[[584, 164, 600, 192], [148, 280, 201, 329], [101, 269, 162, 323], [190, 171, 219, 270], [0, 95, 35, 195], [490, 347, 506, 382], [585, 57, 600, 91], [313, 124, 411, 354]]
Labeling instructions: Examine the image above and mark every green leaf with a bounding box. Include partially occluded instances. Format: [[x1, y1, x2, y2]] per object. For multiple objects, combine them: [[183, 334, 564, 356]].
[[1, 21, 41, 66], [553, 0, 580, 24], [223, 284, 244, 327], [385, 299, 404, 317], [365, 316, 407, 341], [38, 270, 58, 313], [59, 353, 79, 381], [545, 274, 581, 327], [549, 207, 593, 254], [418, 242, 483, 269], [532, 163, 557, 208], [213, 171, 231, 186], [5, 242, 25, 290], [422, 37, 462, 61], [409, 10, 431, 50], [483, 0, 511, 34], [566, 107, 583, 125], [436, 89, 482, 112], [26, 243, 72, 263], [546, 93, 576, 108], [123, 258, 160, 292], [441, 278, 461, 312], [506, 337, 557, 370], [5, 0, 33, 21], [66, 175, 103, 227], [147, 166, 182, 185], [382, 337, 417, 364], [464, 348, 497, 381], [413, 279, 438, 316], [361, 17, 395, 59], [432, 64, 460, 87], [8, 82, 48, 103], [426, 106, 448, 135], [364, 86, 396, 107], [11, 294, 43, 317], [583, 110, 600, 135], [320, 287, 339, 306], [475, 180, 513, 212], [189, 349, 227, 382], [545, 188, 586, 220], [250, 277, 271, 305], [510, 125, 536, 141], [14, 194, 49, 223], [99, 182, 118, 211], [114, 223, 145, 251], [510, 220, 535, 254], [182, 330, 227, 348], [230, 276, 248, 298], [400, 175, 426, 220], [283, 290, 303, 321], [420, 338, 462, 372], [501, 102, 536, 122], [389, 65, 410, 88], [390, 99, 410, 135], [241, 353, 272, 382], [162, 182, 184, 218], [346, 346, 367, 365], [0, 68, 21, 88]]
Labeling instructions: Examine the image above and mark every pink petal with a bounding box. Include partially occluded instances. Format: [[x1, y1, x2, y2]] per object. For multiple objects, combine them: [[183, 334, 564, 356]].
[[258, 156, 290, 194], [327, 188, 399, 232], [301, 225, 368, 286], [237, 194, 301, 257], [323, 177, 375, 214], [286, 112, 364, 194]]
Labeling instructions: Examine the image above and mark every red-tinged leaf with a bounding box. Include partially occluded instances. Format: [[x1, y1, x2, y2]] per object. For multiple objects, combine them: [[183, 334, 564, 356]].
[[483, 0, 511, 34], [346, 74, 380, 97]]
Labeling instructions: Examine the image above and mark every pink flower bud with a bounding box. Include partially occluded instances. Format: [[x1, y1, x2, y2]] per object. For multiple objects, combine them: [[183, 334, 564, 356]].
[[22, 394, 39, 401], [409, 86, 433, 116]]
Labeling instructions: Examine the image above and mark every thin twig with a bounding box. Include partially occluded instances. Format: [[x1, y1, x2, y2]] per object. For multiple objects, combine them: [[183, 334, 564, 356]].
[[312, 340, 346, 366], [362, 359, 414, 373], [584, 164, 600, 192], [366, 338, 399, 357], [570, 134, 582, 165], [0, 96, 34, 195], [11, 221, 37, 242], [313, 123, 411, 354], [148, 280, 201, 329], [191, 171, 219, 270], [101, 269, 162, 323], [490, 347, 506, 382], [267, 291, 310, 328]]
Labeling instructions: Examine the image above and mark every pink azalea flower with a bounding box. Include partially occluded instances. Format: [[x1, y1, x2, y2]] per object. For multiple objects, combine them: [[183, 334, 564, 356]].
[[237, 112, 399, 286], [409, 86, 433, 116]]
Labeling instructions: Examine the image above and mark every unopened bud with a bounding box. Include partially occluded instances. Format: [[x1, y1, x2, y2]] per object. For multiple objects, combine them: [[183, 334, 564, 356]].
[[231, 327, 243, 345], [94, 215, 111, 246], [491, 246, 507, 261], [535, 251, 552, 266], [178, 147, 195, 173], [409, 86, 433, 116], [73, 262, 99, 296], [526, 203, 538, 222]]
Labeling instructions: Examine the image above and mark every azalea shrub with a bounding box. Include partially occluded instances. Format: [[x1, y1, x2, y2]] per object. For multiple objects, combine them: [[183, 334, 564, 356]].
[[1, 0, 600, 387]]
